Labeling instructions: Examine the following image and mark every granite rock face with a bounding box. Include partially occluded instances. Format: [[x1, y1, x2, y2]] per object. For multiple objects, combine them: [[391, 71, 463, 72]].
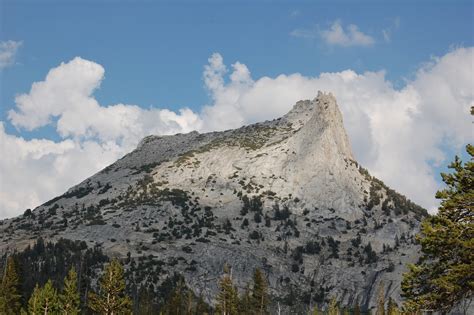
[[0, 92, 427, 313]]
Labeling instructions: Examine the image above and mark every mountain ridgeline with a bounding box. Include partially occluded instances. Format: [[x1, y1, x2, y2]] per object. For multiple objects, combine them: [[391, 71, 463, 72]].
[[0, 92, 427, 313]]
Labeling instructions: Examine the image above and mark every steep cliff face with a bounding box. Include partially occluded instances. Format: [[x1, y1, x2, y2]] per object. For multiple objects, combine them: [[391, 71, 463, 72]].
[[0, 92, 427, 313]]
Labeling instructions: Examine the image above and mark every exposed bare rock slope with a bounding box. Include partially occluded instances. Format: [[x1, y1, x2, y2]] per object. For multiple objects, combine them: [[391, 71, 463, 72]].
[[0, 92, 427, 313]]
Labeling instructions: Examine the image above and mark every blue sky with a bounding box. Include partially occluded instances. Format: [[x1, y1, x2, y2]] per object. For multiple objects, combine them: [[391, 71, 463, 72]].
[[0, 0, 473, 218], [2, 1, 473, 131]]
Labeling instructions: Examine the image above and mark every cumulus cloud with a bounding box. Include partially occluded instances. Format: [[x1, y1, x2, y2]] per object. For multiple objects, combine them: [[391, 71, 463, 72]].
[[1, 48, 473, 218], [320, 20, 375, 47], [8, 57, 202, 144], [291, 20, 375, 47], [0, 40, 22, 69]]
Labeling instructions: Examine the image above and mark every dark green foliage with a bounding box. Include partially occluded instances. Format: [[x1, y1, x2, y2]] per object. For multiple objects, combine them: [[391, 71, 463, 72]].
[[223, 219, 233, 234], [292, 246, 304, 263], [215, 265, 238, 315], [367, 181, 382, 210], [139, 161, 161, 173], [273, 204, 291, 220], [88, 258, 132, 314], [304, 241, 321, 255], [351, 235, 361, 248], [291, 264, 299, 273], [60, 267, 80, 315], [160, 278, 197, 315], [250, 268, 269, 315], [242, 195, 264, 216], [0, 237, 108, 310], [64, 185, 95, 200], [28, 280, 60, 314], [98, 182, 112, 194], [249, 230, 261, 240], [327, 237, 340, 259], [254, 212, 262, 223], [402, 144, 474, 313], [42, 184, 94, 207], [363, 243, 377, 264], [0, 256, 22, 314]]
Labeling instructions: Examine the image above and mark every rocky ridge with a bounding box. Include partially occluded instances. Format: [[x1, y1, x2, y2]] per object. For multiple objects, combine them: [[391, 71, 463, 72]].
[[0, 92, 427, 313]]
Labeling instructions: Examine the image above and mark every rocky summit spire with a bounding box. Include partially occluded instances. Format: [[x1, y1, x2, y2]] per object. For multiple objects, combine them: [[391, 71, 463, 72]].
[[306, 91, 354, 160], [283, 91, 354, 161]]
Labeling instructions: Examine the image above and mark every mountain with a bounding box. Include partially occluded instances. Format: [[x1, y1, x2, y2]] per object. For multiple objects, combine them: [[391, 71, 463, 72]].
[[0, 91, 427, 313]]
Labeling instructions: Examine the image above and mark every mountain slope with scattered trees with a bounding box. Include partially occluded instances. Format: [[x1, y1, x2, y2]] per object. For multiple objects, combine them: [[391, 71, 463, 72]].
[[0, 92, 430, 314]]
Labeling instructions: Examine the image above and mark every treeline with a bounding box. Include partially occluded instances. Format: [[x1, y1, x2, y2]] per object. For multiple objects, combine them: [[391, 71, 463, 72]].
[[0, 252, 403, 315]]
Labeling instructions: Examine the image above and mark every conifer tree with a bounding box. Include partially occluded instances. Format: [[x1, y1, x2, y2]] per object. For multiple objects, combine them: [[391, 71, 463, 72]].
[[386, 298, 399, 315], [60, 267, 80, 315], [28, 284, 42, 315], [250, 268, 268, 315], [353, 302, 361, 315], [327, 297, 339, 315], [375, 283, 385, 315], [402, 144, 474, 313], [238, 284, 251, 315], [0, 256, 22, 315], [215, 265, 238, 315], [88, 259, 132, 315], [195, 294, 210, 315], [28, 280, 61, 315], [163, 279, 188, 314]]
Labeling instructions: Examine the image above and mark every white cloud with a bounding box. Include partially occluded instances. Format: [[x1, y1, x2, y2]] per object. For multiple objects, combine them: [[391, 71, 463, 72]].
[[0, 40, 22, 69], [382, 17, 401, 43], [290, 28, 318, 39], [8, 57, 202, 145], [320, 20, 375, 47], [291, 20, 375, 47], [1, 48, 473, 218]]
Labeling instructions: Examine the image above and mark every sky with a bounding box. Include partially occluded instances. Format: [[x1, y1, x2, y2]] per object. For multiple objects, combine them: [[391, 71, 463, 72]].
[[0, 0, 473, 219]]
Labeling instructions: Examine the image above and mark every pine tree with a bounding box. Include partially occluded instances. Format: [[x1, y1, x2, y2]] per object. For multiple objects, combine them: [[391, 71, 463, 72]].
[[28, 280, 61, 315], [402, 144, 474, 313], [195, 294, 209, 315], [327, 297, 339, 315], [0, 256, 22, 315], [88, 259, 132, 315], [28, 284, 42, 315], [353, 302, 361, 315], [386, 298, 399, 315], [250, 268, 268, 315], [163, 279, 186, 314], [60, 267, 80, 315], [375, 283, 385, 315], [238, 284, 251, 315], [184, 290, 194, 315], [215, 265, 238, 315]]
